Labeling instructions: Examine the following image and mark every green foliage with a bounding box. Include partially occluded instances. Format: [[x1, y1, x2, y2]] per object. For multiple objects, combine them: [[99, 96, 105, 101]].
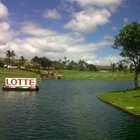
[[67, 64, 73, 70], [19, 56, 26, 66], [51, 61, 62, 70], [0, 61, 4, 67], [88, 64, 97, 71], [112, 22, 140, 89], [32, 56, 52, 68], [5, 50, 16, 65]]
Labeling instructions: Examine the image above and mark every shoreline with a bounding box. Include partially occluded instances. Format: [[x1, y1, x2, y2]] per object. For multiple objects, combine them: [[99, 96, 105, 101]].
[[97, 94, 140, 117]]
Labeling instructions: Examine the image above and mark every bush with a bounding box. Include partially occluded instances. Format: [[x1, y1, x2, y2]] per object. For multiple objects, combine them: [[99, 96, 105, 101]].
[[0, 61, 4, 67]]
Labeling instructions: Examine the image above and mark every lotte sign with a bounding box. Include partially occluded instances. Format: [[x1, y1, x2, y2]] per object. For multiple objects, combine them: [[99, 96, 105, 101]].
[[5, 78, 36, 87]]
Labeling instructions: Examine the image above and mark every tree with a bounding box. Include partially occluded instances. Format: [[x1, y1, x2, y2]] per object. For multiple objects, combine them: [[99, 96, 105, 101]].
[[5, 50, 16, 65], [19, 56, 26, 67], [52, 61, 62, 70], [0, 60, 4, 67], [32, 56, 40, 68], [117, 62, 124, 71], [88, 64, 97, 71], [32, 56, 39, 63], [78, 60, 87, 70], [112, 22, 140, 89], [39, 57, 52, 69]]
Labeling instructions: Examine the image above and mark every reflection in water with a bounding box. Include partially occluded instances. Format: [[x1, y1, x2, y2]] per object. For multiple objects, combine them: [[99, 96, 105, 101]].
[[4, 91, 36, 99], [0, 80, 140, 140]]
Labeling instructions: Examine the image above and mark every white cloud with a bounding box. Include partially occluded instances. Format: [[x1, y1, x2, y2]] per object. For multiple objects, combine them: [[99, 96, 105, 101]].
[[0, 21, 10, 31], [0, 2, 9, 22], [103, 35, 114, 40], [0, 2, 15, 45], [21, 22, 57, 36], [1, 26, 114, 64], [43, 9, 61, 20], [20, 3, 26, 7], [0, 23, 15, 45], [91, 55, 123, 65], [124, 18, 129, 24], [58, 2, 75, 13], [112, 26, 117, 31], [64, 7, 111, 33], [67, 0, 122, 10]]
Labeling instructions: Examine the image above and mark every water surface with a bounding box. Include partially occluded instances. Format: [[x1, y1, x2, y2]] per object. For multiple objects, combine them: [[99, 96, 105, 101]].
[[0, 80, 140, 140]]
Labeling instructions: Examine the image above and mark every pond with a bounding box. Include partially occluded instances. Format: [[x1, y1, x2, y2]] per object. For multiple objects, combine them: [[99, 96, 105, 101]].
[[0, 80, 140, 140]]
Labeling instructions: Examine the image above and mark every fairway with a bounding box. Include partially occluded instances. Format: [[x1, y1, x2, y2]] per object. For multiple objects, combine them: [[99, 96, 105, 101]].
[[56, 70, 138, 81], [0, 68, 139, 82]]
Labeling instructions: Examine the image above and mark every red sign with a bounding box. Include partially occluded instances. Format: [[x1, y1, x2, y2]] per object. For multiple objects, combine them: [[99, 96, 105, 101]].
[[5, 78, 36, 87]]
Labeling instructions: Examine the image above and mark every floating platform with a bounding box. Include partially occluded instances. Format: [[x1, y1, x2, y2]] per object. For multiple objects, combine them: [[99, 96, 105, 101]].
[[2, 86, 39, 91], [2, 78, 39, 91]]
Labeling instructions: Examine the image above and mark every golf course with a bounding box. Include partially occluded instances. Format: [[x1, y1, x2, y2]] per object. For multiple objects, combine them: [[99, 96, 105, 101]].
[[55, 69, 135, 81], [0, 68, 138, 82]]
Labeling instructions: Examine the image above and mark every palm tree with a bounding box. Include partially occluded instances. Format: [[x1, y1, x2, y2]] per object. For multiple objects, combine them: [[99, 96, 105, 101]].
[[59, 59, 61, 64], [19, 56, 26, 67], [5, 50, 16, 65], [64, 56, 67, 65]]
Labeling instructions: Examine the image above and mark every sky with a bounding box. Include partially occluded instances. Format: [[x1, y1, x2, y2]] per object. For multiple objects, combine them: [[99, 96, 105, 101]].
[[0, 0, 140, 65]]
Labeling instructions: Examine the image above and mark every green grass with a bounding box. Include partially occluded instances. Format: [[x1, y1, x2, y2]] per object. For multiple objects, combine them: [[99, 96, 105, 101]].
[[0, 68, 41, 82], [0, 68, 139, 82], [52, 70, 138, 81], [97, 89, 140, 115]]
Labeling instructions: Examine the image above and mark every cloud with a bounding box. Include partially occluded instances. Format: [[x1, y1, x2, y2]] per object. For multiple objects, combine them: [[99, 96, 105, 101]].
[[67, 0, 122, 10], [1, 24, 114, 64], [124, 18, 129, 24], [112, 26, 117, 31], [92, 55, 123, 65], [43, 9, 61, 20], [21, 21, 57, 36], [64, 7, 111, 33], [20, 3, 26, 7], [0, 2, 16, 45], [0, 22, 15, 45], [0, 2, 9, 22], [103, 35, 114, 40], [58, 2, 75, 13]]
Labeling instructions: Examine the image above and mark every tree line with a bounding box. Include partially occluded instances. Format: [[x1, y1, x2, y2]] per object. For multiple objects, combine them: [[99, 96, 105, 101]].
[[0, 50, 137, 72], [0, 51, 98, 71]]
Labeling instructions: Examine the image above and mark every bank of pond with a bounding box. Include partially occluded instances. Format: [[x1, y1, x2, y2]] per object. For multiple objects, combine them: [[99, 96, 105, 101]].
[[98, 88, 140, 116]]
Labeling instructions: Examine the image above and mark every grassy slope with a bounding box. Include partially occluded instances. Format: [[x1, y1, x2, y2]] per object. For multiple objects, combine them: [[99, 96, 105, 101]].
[[0, 68, 41, 82], [53, 70, 137, 81]]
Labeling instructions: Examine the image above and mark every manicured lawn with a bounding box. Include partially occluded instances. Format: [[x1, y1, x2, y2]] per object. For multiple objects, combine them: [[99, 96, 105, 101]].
[[0, 68, 139, 82], [97, 89, 140, 115], [0, 68, 41, 82], [53, 70, 137, 81]]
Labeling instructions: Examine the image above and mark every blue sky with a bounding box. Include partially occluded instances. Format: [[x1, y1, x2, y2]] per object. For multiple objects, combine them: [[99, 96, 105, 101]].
[[0, 0, 140, 65]]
